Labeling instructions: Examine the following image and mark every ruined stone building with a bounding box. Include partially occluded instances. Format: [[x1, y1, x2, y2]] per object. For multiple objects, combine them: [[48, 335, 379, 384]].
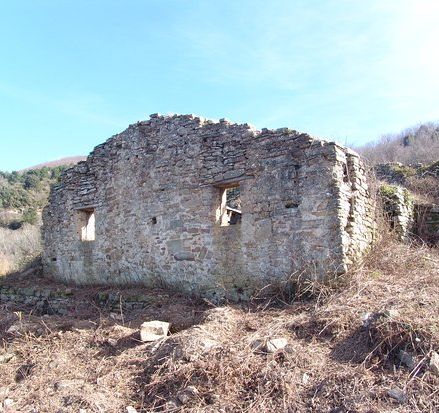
[[42, 114, 375, 300]]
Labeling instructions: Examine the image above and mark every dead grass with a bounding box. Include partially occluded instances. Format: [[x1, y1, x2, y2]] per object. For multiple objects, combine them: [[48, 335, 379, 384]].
[[1, 235, 439, 412], [0, 224, 41, 276]]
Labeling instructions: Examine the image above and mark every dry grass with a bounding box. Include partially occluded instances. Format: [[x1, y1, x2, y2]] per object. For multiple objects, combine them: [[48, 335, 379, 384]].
[[1, 235, 439, 412], [0, 224, 41, 276]]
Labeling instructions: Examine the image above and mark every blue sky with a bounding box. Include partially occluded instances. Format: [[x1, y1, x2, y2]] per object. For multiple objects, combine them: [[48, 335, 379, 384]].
[[1, 0, 438, 171]]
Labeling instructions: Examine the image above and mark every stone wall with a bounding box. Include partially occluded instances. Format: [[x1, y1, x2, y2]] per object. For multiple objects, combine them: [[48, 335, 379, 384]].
[[379, 185, 414, 241], [0, 285, 156, 315], [42, 114, 375, 300], [333, 147, 376, 268]]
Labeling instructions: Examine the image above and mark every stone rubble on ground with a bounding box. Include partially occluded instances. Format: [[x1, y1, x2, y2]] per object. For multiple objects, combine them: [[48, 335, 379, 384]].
[[398, 350, 415, 370], [362, 309, 399, 328], [109, 312, 124, 321], [164, 400, 180, 410], [6, 320, 42, 336], [387, 388, 406, 403], [140, 320, 170, 342], [0, 353, 15, 364], [53, 379, 85, 391], [429, 351, 439, 376], [250, 337, 289, 353], [177, 386, 199, 404], [107, 338, 118, 347], [302, 373, 310, 385], [3, 399, 14, 410], [0, 387, 8, 399], [266, 338, 289, 353]]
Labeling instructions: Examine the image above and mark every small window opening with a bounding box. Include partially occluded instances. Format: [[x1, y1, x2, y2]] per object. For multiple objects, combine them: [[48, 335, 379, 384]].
[[151, 217, 157, 225], [77, 208, 95, 241], [217, 185, 242, 226]]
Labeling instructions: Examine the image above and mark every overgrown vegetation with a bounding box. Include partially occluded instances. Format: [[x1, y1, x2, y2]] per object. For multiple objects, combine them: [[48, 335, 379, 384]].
[[0, 232, 438, 412], [0, 165, 71, 276], [0, 225, 41, 276]]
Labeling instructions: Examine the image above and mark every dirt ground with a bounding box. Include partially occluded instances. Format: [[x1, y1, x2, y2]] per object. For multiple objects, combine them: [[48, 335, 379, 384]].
[[1, 237, 439, 413]]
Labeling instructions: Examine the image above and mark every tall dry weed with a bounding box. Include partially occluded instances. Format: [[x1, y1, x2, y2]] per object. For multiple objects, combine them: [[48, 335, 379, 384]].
[[0, 224, 41, 275]]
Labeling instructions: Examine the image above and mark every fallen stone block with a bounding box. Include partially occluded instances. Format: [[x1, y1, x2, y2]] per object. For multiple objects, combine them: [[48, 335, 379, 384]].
[[177, 386, 199, 404], [430, 351, 439, 376], [387, 387, 406, 403], [140, 321, 170, 342], [7, 320, 42, 336], [0, 353, 15, 364], [54, 379, 85, 391], [250, 337, 289, 353], [266, 338, 289, 353], [398, 350, 415, 370]]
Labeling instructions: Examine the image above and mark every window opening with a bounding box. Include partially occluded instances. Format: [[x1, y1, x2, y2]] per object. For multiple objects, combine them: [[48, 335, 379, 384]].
[[77, 208, 95, 241], [218, 185, 242, 226]]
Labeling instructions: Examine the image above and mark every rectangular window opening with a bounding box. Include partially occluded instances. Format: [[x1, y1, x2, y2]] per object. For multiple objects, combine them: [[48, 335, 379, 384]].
[[77, 208, 95, 241], [217, 184, 242, 226]]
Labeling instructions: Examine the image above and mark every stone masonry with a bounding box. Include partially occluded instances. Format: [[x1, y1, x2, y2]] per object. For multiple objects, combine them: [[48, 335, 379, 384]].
[[42, 114, 375, 301]]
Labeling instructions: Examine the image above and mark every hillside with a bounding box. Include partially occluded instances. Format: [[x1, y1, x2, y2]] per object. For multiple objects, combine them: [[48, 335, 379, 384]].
[[357, 122, 439, 165], [0, 155, 85, 219], [0, 235, 438, 412], [0, 162, 81, 276], [0, 166, 68, 218], [21, 156, 86, 171]]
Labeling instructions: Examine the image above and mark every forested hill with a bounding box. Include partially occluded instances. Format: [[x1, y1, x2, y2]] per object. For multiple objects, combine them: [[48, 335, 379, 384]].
[[357, 122, 439, 165], [0, 164, 80, 228], [21, 156, 86, 171]]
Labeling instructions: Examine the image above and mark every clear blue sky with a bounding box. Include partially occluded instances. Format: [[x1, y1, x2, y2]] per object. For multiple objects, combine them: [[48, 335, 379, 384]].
[[1, 0, 438, 171]]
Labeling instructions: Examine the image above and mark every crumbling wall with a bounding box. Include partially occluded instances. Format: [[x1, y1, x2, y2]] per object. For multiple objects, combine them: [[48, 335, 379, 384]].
[[379, 184, 414, 241], [43, 114, 375, 300], [333, 147, 376, 269]]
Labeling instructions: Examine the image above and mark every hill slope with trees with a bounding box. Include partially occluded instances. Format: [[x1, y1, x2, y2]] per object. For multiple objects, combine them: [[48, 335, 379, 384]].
[[356, 122, 439, 165]]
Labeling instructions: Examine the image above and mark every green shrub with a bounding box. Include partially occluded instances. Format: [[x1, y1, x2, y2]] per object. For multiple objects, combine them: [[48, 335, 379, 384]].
[[22, 208, 38, 225]]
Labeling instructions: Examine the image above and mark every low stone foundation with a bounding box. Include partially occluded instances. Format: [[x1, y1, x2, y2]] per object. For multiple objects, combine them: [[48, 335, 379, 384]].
[[0, 285, 159, 315]]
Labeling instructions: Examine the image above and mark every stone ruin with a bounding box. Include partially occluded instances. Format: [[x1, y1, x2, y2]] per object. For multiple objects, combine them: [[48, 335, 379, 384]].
[[42, 114, 375, 301], [376, 162, 439, 243]]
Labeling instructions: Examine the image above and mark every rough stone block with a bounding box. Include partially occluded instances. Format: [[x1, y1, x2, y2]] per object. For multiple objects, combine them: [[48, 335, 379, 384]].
[[140, 320, 170, 342]]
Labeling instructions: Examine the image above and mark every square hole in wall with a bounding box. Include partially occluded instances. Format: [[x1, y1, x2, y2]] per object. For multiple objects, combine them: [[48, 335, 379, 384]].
[[77, 208, 95, 241], [217, 184, 242, 226]]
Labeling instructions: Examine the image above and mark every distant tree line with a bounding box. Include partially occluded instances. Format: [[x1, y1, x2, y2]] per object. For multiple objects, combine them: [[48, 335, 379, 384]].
[[356, 122, 439, 165]]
